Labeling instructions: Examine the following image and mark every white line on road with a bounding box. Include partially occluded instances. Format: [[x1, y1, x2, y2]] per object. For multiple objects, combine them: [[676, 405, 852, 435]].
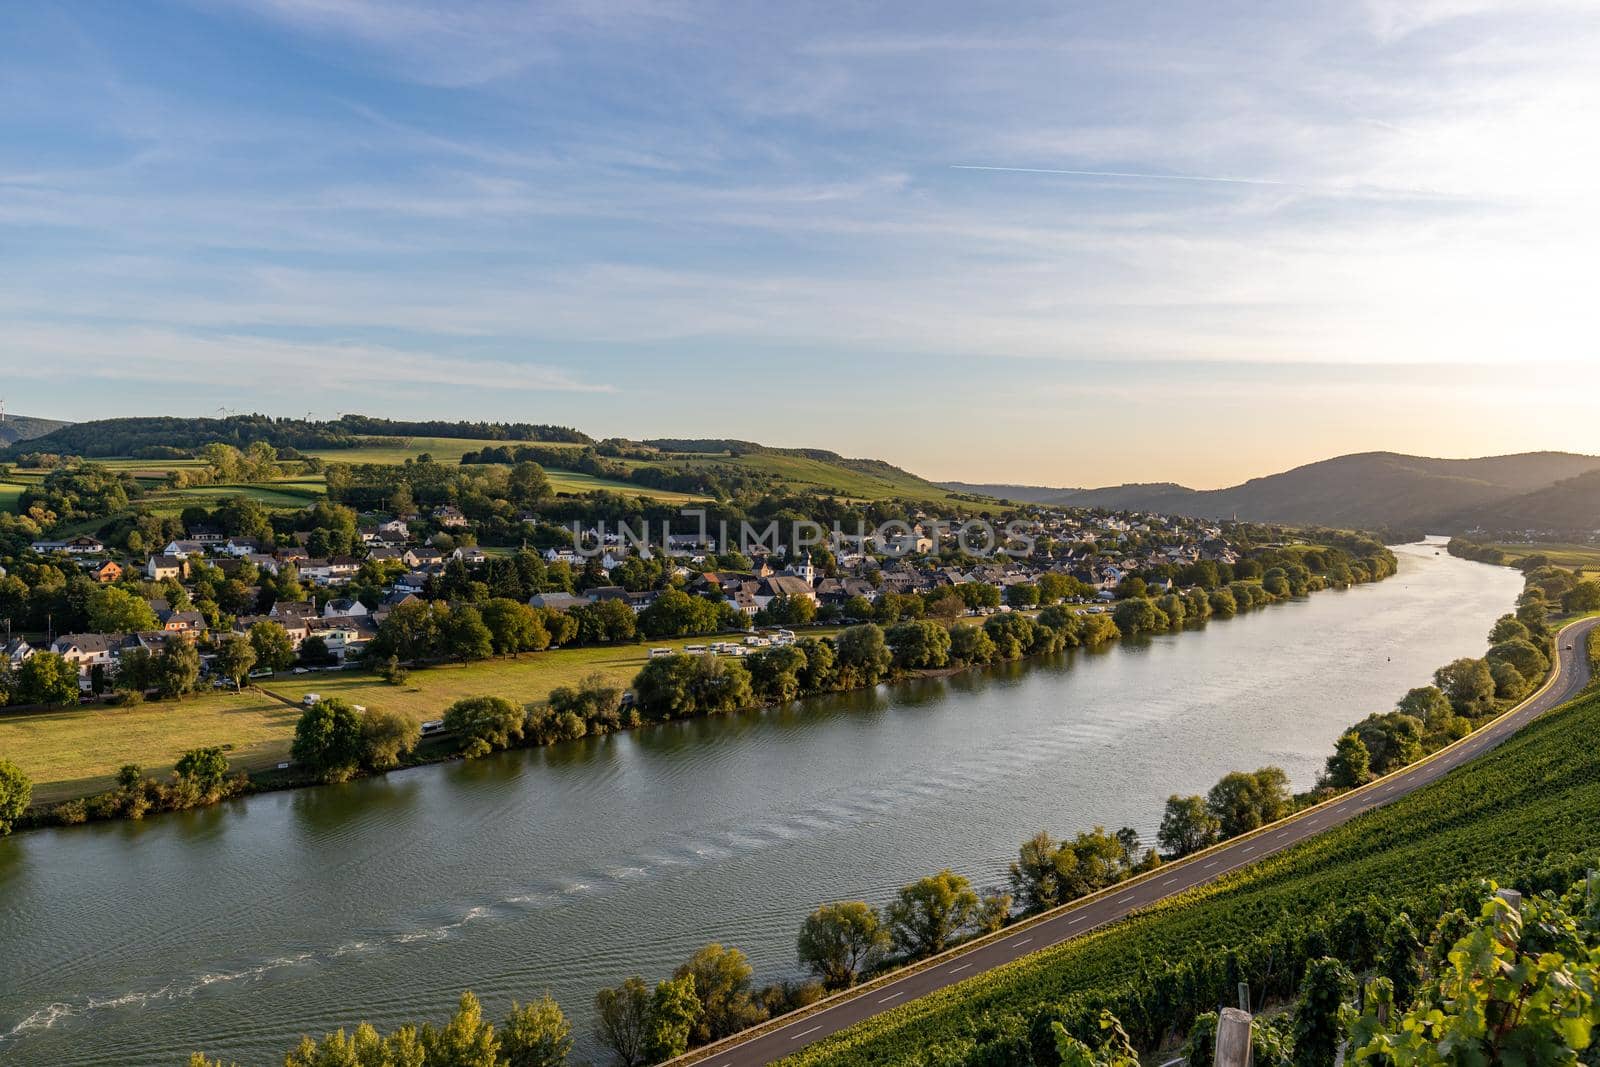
[[1203, 861, 1218, 869], [950, 963, 972, 973], [1012, 937, 1033, 946], [1067, 915, 1085, 924], [790, 1025, 821, 1040], [1242, 845, 1255, 854], [878, 991, 905, 1004]]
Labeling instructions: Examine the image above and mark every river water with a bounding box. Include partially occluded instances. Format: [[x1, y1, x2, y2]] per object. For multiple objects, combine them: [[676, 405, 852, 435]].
[[0, 541, 1520, 1065]]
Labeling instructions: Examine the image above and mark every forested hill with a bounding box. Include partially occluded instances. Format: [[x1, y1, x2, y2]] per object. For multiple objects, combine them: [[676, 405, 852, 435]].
[[0, 414, 590, 460], [945, 451, 1600, 534], [0, 413, 70, 447]]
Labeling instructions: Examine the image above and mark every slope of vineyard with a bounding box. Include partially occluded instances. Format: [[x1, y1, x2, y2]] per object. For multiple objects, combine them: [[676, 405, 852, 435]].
[[782, 686, 1600, 1066]]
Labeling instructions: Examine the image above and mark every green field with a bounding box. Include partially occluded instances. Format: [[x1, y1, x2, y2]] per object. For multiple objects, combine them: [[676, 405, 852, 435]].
[[543, 468, 706, 502], [0, 690, 300, 804], [0, 481, 24, 513], [306, 436, 584, 466], [779, 687, 1600, 1066], [1490, 540, 1600, 577], [633, 450, 976, 505], [0, 632, 838, 804]]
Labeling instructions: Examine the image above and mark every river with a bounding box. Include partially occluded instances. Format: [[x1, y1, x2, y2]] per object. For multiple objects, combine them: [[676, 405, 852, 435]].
[[0, 541, 1521, 1065]]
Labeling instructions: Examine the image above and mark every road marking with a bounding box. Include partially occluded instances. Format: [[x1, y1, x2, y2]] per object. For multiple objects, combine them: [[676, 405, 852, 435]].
[[1203, 861, 1218, 869], [1066, 915, 1085, 924], [790, 1025, 821, 1040], [1242, 845, 1255, 854], [1118, 894, 1135, 904], [949, 963, 972, 973], [878, 991, 904, 1004], [1161, 878, 1176, 887], [1012, 937, 1033, 946]]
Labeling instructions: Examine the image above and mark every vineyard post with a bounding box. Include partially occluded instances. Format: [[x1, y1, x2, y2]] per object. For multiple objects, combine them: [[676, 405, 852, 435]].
[[1494, 887, 1522, 941], [1237, 982, 1250, 1011], [1215, 1007, 1253, 1067]]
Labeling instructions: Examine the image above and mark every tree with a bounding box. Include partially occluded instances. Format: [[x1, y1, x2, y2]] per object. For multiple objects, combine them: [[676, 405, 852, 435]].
[[1323, 731, 1373, 789], [1157, 794, 1221, 857], [420, 990, 500, 1067], [359, 708, 420, 770], [501, 993, 572, 1067], [87, 585, 158, 633], [156, 639, 202, 698], [248, 620, 296, 672], [1433, 658, 1495, 717], [1561, 579, 1600, 613], [174, 747, 230, 792], [1490, 659, 1531, 701], [644, 975, 700, 1063], [440, 605, 495, 662], [444, 696, 526, 756], [797, 901, 889, 989], [1112, 598, 1168, 636], [1485, 638, 1548, 682], [1349, 712, 1424, 775], [886, 620, 952, 670], [1292, 958, 1355, 1067], [748, 644, 810, 703], [0, 758, 30, 834], [1396, 686, 1455, 733], [1206, 767, 1291, 838], [546, 672, 624, 731], [292, 697, 365, 782], [215, 634, 257, 691], [833, 624, 893, 688], [16, 651, 79, 706], [593, 977, 651, 1067], [948, 624, 996, 665], [481, 598, 549, 656], [887, 869, 980, 959], [674, 943, 764, 1044]]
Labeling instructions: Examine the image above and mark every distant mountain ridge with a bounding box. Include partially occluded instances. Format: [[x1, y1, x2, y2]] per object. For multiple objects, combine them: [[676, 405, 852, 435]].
[[0, 413, 70, 447], [944, 451, 1600, 534]]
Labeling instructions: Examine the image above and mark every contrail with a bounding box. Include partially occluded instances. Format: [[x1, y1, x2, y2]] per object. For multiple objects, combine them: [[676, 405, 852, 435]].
[[951, 164, 1295, 187]]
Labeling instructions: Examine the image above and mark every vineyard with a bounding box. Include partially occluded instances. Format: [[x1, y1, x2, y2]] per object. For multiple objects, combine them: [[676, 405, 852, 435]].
[[780, 686, 1600, 1066]]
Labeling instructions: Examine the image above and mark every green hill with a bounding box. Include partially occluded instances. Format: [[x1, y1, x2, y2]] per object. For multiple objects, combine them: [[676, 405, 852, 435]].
[[781, 684, 1600, 1066]]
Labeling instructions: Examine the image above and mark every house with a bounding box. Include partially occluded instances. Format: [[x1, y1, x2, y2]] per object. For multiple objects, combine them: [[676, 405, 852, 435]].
[[754, 575, 818, 610], [270, 600, 317, 625], [528, 592, 588, 612], [3, 636, 34, 667], [145, 555, 188, 581], [309, 616, 377, 661], [236, 614, 311, 650], [187, 525, 225, 545], [371, 591, 420, 623], [403, 547, 445, 568], [367, 546, 403, 563], [91, 560, 124, 583], [378, 518, 411, 540], [393, 570, 433, 594], [323, 598, 368, 618], [584, 586, 656, 613], [224, 537, 264, 557], [50, 633, 121, 677], [162, 539, 208, 558], [158, 610, 205, 635], [452, 546, 488, 564], [431, 505, 468, 528], [31, 535, 105, 555]]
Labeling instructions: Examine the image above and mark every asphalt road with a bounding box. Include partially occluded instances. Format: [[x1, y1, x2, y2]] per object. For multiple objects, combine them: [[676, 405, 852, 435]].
[[685, 616, 1599, 1067]]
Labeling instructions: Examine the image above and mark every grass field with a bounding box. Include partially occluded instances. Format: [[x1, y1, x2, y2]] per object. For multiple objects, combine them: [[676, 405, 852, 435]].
[[633, 450, 974, 505], [779, 686, 1600, 1066], [1, 631, 840, 805], [264, 629, 843, 719], [0, 481, 25, 513], [1490, 540, 1600, 577], [306, 436, 585, 466], [0, 690, 301, 804], [543, 469, 706, 502]]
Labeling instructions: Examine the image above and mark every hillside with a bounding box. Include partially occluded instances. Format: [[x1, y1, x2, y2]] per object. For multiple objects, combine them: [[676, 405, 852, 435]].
[[948, 451, 1600, 532], [781, 684, 1600, 1067], [0, 413, 70, 447], [1447, 466, 1600, 534]]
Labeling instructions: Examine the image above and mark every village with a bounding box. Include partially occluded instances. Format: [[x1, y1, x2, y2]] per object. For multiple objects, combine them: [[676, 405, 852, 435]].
[[5, 502, 1246, 699]]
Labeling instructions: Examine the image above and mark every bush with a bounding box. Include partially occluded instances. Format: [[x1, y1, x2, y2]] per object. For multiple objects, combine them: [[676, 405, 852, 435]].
[[443, 695, 526, 755]]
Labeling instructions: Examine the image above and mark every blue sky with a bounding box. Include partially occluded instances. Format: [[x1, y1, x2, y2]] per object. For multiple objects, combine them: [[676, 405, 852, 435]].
[[2, 1, 1597, 487]]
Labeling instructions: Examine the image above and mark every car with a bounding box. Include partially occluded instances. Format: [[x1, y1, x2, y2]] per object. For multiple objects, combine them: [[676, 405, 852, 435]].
[[291, 666, 309, 674], [301, 693, 321, 707]]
